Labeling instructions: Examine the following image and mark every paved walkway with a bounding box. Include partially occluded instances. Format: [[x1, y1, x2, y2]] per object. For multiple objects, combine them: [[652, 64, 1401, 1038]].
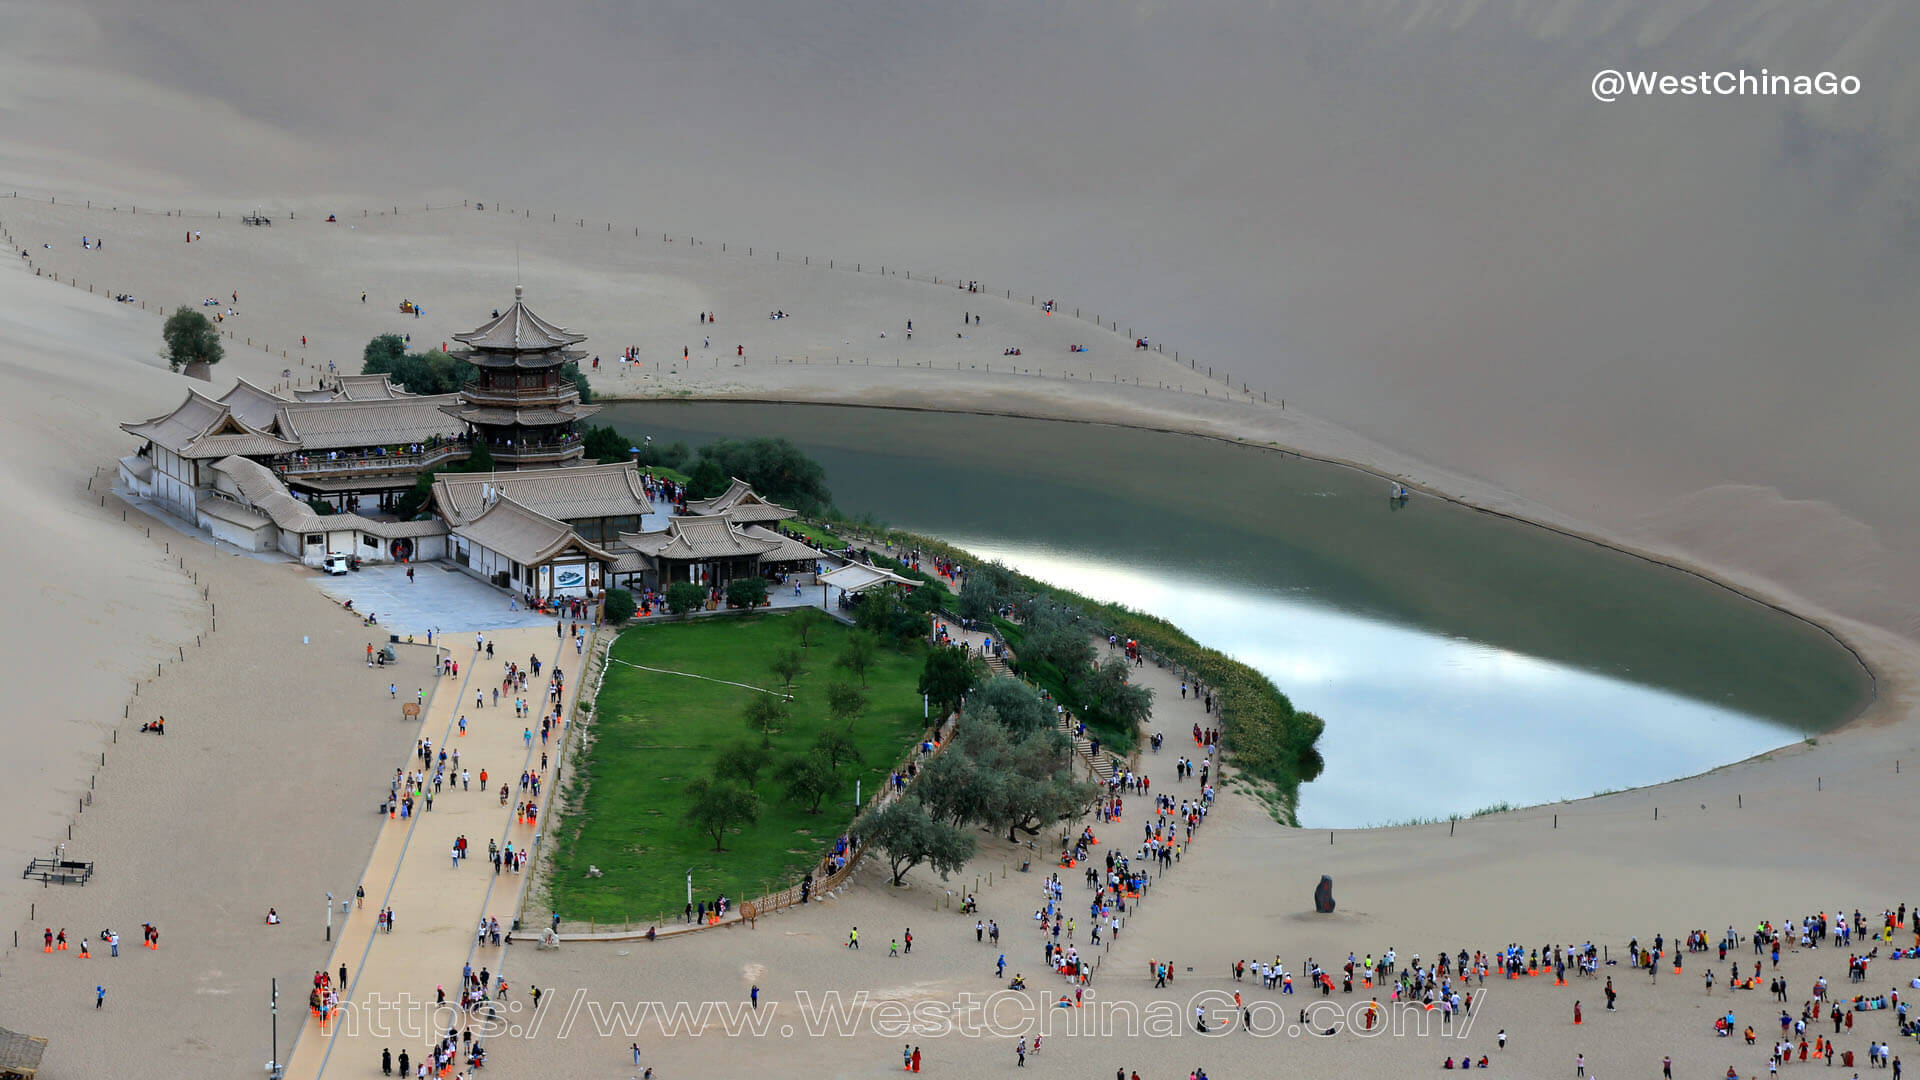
[[281, 624, 591, 1080]]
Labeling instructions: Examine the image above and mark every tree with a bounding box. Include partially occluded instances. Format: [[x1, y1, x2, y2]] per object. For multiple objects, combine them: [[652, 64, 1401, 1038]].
[[811, 729, 863, 772], [743, 693, 790, 747], [162, 307, 223, 372], [917, 647, 982, 720], [964, 678, 1051, 735], [727, 577, 769, 608], [958, 561, 1022, 624], [560, 359, 594, 403], [791, 605, 825, 650], [666, 581, 706, 615], [691, 437, 832, 514], [464, 439, 495, 472], [779, 750, 840, 814], [360, 336, 473, 394], [602, 588, 637, 624], [714, 742, 772, 792], [853, 587, 921, 643], [769, 645, 804, 691], [1020, 597, 1096, 676], [636, 440, 691, 472], [1077, 656, 1154, 732], [582, 425, 629, 464], [855, 798, 976, 886], [305, 497, 336, 517], [688, 457, 729, 500], [836, 631, 879, 688], [684, 776, 761, 852], [914, 749, 998, 827], [824, 680, 867, 727], [956, 574, 1000, 625], [953, 720, 1096, 842], [362, 333, 407, 374]]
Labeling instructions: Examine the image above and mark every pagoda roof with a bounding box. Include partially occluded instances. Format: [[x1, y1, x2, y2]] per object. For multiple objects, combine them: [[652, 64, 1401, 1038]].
[[432, 461, 653, 526], [441, 402, 601, 427], [452, 493, 614, 566], [683, 478, 798, 523], [451, 286, 586, 354]]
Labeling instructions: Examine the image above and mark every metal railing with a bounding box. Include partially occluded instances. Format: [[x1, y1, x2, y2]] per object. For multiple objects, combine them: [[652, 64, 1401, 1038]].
[[277, 445, 467, 476]]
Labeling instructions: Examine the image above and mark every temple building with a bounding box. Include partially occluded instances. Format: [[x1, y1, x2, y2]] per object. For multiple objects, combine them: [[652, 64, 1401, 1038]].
[[612, 509, 821, 592], [118, 376, 465, 525], [440, 286, 599, 467], [117, 296, 851, 601]]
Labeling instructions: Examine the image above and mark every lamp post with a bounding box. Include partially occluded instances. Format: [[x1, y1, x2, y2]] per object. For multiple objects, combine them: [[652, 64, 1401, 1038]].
[[325, 891, 333, 942]]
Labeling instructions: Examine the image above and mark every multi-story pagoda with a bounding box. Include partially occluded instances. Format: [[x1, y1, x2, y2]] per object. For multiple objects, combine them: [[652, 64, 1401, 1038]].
[[442, 286, 600, 468]]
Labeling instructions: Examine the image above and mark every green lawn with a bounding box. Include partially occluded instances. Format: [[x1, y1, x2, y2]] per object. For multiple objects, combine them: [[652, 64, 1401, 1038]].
[[548, 613, 929, 924], [781, 518, 845, 548]]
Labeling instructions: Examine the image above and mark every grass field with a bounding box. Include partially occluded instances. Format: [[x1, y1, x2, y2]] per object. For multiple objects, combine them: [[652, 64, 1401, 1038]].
[[547, 612, 930, 924]]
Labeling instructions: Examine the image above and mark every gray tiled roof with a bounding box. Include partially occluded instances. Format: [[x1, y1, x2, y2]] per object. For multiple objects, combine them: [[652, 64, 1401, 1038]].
[[272, 396, 465, 450], [432, 462, 653, 526], [332, 374, 411, 400], [683, 478, 798, 522], [452, 493, 614, 566], [619, 514, 778, 560], [217, 378, 294, 428], [451, 287, 586, 354]]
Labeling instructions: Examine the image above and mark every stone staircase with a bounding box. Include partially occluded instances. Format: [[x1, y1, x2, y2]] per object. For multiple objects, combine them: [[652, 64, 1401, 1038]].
[[1057, 713, 1118, 781]]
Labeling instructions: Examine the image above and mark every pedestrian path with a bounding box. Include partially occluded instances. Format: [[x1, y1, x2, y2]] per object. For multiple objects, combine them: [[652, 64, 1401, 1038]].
[[281, 624, 589, 1080]]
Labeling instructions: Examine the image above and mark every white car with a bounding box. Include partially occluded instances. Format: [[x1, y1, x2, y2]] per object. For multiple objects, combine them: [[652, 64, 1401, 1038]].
[[323, 556, 350, 576]]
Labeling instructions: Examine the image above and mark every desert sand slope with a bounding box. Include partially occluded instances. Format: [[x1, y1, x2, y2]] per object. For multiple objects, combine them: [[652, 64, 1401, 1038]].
[[0, 260, 422, 1077]]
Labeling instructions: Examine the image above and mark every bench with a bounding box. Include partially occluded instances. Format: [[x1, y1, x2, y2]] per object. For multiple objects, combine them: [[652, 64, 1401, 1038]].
[[242, 215, 272, 227]]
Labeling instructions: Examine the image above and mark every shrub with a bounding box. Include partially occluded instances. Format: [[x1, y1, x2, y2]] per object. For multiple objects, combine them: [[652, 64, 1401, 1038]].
[[727, 577, 769, 609], [603, 588, 637, 624], [666, 581, 706, 615]]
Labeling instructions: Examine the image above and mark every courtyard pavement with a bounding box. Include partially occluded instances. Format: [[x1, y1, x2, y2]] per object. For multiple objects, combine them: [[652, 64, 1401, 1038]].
[[309, 563, 567, 638]]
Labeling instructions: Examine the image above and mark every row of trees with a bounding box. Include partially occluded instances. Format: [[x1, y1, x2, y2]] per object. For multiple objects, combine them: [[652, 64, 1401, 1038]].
[[855, 675, 1097, 886], [684, 611, 882, 850], [361, 333, 594, 400], [574, 427, 835, 516]]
